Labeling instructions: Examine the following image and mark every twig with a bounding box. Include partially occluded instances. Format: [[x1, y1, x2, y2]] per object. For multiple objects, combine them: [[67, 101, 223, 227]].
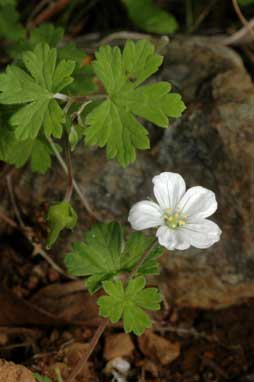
[[0, 208, 17, 228], [155, 324, 218, 342], [66, 240, 159, 382], [189, 0, 218, 33], [26, 0, 51, 28], [6, 174, 25, 228], [35, 245, 74, 278], [220, 17, 254, 45], [232, 0, 254, 35], [1, 183, 72, 279], [97, 31, 151, 46], [28, 0, 70, 28], [48, 137, 102, 221]]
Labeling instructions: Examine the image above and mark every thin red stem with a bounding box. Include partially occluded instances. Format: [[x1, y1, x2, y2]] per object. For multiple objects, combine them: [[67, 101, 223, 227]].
[[64, 134, 74, 202], [66, 318, 108, 382]]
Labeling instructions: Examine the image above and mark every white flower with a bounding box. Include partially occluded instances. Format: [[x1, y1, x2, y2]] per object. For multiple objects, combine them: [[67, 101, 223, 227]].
[[128, 172, 222, 251]]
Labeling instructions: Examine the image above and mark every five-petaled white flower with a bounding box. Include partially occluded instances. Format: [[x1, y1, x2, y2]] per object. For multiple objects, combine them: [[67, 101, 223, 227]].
[[128, 172, 222, 250]]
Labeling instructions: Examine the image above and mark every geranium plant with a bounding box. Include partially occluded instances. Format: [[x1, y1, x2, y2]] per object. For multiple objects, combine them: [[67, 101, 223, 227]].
[[0, 22, 221, 381]]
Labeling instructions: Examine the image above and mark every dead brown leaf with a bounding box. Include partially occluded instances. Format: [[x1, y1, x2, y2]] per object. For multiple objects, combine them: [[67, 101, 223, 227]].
[[138, 330, 180, 365], [103, 333, 134, 360], [0, 282, 99, 326]]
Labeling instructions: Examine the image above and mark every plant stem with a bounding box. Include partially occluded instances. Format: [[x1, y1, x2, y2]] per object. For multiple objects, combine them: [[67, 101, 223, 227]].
[[66, 318, 109, 382], [64, 134, 74, 202], [53, 93, 106, 104], [127, 238, 157, 281], [232, 0, 254, 37], [48, 138, 102, 221], [65, 238, 158, 381]]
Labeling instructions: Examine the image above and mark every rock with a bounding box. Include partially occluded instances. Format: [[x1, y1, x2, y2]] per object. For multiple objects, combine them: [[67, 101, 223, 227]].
[[104, 333, 134, 360], [138, 330, 180, 365], [0, 359, 35, 382], [2, 36, 253, 309], [104, 357, 131, 382]]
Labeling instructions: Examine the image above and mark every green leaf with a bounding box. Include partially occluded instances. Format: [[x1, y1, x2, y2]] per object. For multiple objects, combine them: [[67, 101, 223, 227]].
[[85, 40, 185, 166], [122, 0, 178, 34], [97, 276, 162, 335], [47, 201, 77, 249], [58, 42, 86, 65], [0, 123, 55, 174], [121, 232, 162, 276], [10, 23, 86, 64], [0, 43, 75, 140], [238, 0, 254, 5], [86, 99, 150, 166], [0, 4, 24, 41], [29, 139, 54, 173], [65, 222, 163, 293], [0, 0, 15, 5], [33, 373, 52, 382], [122, 39, 163, 86], [65, 223, 124, 290], [30, 23, 64, 47]]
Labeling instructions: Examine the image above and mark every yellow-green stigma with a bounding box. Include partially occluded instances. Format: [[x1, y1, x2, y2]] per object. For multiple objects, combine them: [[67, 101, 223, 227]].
[[164, 208, 186, 230]]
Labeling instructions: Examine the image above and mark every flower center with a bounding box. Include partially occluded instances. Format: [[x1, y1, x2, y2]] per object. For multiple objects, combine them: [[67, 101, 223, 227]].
[[163, 208, 186, 230]]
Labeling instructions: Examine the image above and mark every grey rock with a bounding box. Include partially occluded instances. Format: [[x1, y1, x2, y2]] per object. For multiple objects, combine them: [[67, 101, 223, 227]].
[[2, 37, 253, 309]]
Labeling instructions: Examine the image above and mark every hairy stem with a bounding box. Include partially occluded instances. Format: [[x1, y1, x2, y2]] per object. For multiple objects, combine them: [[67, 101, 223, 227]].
[[127, 238, 157, 281], [48, 138, 102, 221], [66, 238, 158, 381], [64, 134, 74, 202], [66, 318, 108, 382], [232, 0, 254, 35]]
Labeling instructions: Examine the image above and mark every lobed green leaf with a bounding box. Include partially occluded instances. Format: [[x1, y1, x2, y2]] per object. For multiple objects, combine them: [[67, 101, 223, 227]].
[[65, 222, 163, 293], [85, 40, 185, 166], [97, 276, 162, 335], [0, 43, 75, 140]]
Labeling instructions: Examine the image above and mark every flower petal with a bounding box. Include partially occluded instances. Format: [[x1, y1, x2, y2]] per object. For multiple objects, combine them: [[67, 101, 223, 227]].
[[156, 225, 190, 250], [128, 200, 163, 230], [152, 172, 186, 210], [181, 219, 222, 249], [177, 186, 218, 219]]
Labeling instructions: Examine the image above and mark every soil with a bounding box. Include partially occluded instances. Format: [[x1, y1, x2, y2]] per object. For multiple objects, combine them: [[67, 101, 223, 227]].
[[0, 235, 254, 381]]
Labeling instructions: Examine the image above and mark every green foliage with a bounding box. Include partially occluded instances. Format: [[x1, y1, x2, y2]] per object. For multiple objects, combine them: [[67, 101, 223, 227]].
[[33, 373, 52, 382], [0, 127, 55, 174], [30, 23, 64, 47], [47, 201, 77, 249], [122, 0, 178, 34], [97, 276, 161, 335], [0, 43, 75, 140], [0, 2, 24, 41], [0, 0, 16, 4], [9, 22, 97, 101], [85, 40, 185, 166], [238, 0, 254, 5], [65, 222, 163, 293]]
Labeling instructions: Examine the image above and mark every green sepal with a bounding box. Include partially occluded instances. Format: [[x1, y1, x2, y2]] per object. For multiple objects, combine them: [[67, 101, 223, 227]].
[[47, 201, 77, 249]]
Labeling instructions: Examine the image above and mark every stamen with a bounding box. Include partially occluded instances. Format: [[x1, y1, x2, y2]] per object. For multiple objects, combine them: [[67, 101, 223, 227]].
[[163, 210, 186, 230]]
